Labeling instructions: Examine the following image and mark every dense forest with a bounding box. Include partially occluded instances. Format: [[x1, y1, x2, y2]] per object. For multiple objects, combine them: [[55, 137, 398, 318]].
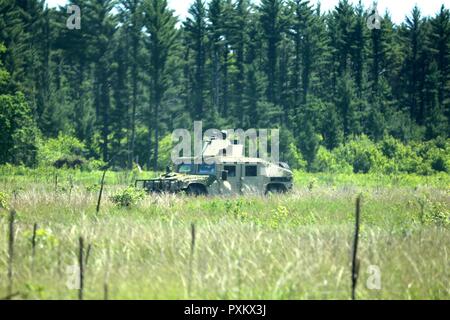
[[0, 0, 449, 174]]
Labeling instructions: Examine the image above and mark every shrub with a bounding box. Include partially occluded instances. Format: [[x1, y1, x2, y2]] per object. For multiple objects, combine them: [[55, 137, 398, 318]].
[[430, 150, 448, 173], [334, 135, 388, 174], [23, 228, 58, 248], [285, 143, 307, 171], [426, 144, 449, 173], [313, 146, 352, 173], [157, 134, 175, 171], [379, 136, 422, 174], [270, 205, 289, 229], [84, 159, 107, 171], [418, 196, 449, 228], [53, 156, 86, 169], [38, 134, 86, 167], [110, 187, 146, 208], [411, 139, 450, 174], [0, 93, 40, 166], [0, 191, 9, 210]]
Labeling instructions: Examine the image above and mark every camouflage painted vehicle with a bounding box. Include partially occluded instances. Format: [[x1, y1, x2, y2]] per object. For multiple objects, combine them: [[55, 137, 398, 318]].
[[135, 138, 293, 196]]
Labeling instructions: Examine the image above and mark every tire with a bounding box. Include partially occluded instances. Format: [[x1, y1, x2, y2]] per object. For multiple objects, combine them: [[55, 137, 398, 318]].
[[265, 184, 287, 195], [186, 184, 207, 196]]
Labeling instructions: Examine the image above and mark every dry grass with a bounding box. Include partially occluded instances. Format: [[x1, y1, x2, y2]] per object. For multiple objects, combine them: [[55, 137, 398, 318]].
[[0, 171, 448, 300]]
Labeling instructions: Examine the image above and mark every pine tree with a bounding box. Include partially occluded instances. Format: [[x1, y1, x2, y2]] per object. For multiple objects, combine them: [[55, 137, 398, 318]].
[[402, 6, 426, 124], [336, 71, 357, 137], [0, 43, 40, 166], [207, 0, 223, 116], [111, 28, 130, 165], [232, 0, 250, 126], [288, 0, 312, 107], [143, 0, 178, 170], [259, 0, 284, 105], [428, 5, 450, 122], [322, 104, 343, 150], [118, 0, 144, 167], [330, 0, 356, 78], [242, 12, 265, 128], [351, 1, 366, 98], [86, 0, 117, 162], [184, 0, 208, 121]]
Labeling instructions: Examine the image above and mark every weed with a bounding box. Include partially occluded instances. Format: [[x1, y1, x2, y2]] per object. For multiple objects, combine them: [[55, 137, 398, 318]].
[[110, 186, 146, 208]]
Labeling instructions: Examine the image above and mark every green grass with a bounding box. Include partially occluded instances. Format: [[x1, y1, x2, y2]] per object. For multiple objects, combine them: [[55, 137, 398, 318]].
[[0, 167, 449, 300]]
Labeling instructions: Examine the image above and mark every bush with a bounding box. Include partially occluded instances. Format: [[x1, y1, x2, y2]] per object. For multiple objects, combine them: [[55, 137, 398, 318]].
[[410, 140, 450, 174], [53, 156, 86, 169], [308, 136, 450, 175], [334, 135, 388, 174], [429, 149, 448, 173], [418, 196, 449, 228], [38, 134, 86, 167], [313, 146, 352, 173], [0, 191, 9, 210], [285, 143, 307, 170], [23, 228, 58, 248], [157, 134, 175, 171], [110, 187, 146, 208], [0, 93, 40, 166], [79, 159, 107, 172], [379, 136, 422, 174]]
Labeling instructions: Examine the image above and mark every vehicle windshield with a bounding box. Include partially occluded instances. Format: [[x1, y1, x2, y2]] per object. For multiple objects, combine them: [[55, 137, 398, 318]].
[[198, 164, 216, 175], [177, 164, 193, 174]]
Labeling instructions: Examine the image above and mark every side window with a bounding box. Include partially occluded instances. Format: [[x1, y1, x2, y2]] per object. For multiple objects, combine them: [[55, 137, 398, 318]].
[[178, 164, 193, 174], [224, 165, 236, 177], [198, 164, 216, 175], [245, 165, 257, 177]]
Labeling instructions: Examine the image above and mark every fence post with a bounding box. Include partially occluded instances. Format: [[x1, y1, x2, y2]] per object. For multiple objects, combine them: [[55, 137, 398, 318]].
[[96, 170, 107, 214], [7, 210, 16, 299], [31, 223, 38, 273], [188, 223, 196, 298], [351, 195, 362, 300], [78, 237, 84, 300]]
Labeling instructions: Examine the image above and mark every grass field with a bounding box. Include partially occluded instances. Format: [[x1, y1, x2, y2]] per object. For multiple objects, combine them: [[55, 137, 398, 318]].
[[0, 168, 449, 300]]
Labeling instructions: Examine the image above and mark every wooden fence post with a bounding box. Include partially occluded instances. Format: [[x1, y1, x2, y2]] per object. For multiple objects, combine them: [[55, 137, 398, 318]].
[[351, 195, 362, 300]]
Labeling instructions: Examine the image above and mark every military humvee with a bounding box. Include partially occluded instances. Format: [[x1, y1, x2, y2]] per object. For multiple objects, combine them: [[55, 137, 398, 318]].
[[135, 135, 293, 196]]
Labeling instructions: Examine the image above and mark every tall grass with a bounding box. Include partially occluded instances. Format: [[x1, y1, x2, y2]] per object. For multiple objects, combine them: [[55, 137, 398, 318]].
[[0, 169, 448, 300]]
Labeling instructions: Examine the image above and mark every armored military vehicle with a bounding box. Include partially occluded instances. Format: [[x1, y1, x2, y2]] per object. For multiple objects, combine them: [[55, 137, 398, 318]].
[[135, 135, 293, 196]]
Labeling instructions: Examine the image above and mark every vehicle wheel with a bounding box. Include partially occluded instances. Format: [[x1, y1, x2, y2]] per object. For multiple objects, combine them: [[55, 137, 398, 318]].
[[265, 185, 286, 195], [186, 185, 207, 196]]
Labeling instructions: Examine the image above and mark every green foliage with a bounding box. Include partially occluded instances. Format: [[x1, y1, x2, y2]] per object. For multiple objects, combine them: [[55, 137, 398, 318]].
[[427, 146, 449, 173], [279, 128, 307, 170], [333, 135, 386, 173], [110, 186, 146, 208], [0, 93, 40, 166], [0, 1, 449, 174], [286, 143, 307, 170], [23, 228, 58, 249], [86, 184, 101, 193], [0, 191, 9, 210], [313, 147, 353, 173], [298, 121, 321, 169], [37, 134, 86, 166], [417, 196, 449, 228], [225, 199, 248, 221], [0, 170, 448, 299], [310, 135, 450, 175], [270, 205, 289, 229], [379, 136, 422, 173], [0, 42, 10, 90], [157, 134, 175, 170]]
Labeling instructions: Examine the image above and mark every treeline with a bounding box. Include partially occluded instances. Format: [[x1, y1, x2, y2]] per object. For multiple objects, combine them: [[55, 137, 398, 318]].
[[0, 0, 449, 172]]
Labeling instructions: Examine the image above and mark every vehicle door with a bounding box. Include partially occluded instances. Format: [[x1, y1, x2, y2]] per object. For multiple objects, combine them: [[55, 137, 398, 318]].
[[221, 163, 242, 195], [241, 163, 263, 195]]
